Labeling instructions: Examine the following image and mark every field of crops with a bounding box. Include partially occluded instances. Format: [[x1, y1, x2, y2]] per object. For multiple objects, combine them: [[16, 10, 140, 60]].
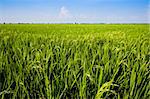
[[0, 24, 150, 99]]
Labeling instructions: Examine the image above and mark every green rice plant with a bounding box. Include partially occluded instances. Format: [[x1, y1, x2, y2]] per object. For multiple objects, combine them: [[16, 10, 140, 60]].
[[0, 24, 149, 99]]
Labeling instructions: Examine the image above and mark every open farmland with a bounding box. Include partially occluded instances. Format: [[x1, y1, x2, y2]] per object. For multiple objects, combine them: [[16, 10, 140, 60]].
[[0, 24, 150, 99]]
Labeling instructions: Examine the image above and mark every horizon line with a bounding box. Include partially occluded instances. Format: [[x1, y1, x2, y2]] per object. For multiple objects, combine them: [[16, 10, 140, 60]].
[[0, 22, 150, 24]]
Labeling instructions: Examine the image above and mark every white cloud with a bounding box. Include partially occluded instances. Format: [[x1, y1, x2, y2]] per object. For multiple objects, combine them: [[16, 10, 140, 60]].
[[59, 6, 71, 18]]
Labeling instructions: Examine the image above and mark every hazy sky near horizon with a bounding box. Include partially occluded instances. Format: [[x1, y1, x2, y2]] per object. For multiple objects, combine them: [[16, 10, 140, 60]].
[[0, 0, 149, 23]]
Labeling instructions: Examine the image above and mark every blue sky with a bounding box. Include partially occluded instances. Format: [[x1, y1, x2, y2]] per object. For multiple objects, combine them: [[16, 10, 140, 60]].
[[0, 0, 149, 23]]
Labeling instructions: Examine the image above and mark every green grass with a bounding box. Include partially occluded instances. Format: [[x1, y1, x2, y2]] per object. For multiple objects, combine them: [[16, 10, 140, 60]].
[[0, 24, 150, 99]]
